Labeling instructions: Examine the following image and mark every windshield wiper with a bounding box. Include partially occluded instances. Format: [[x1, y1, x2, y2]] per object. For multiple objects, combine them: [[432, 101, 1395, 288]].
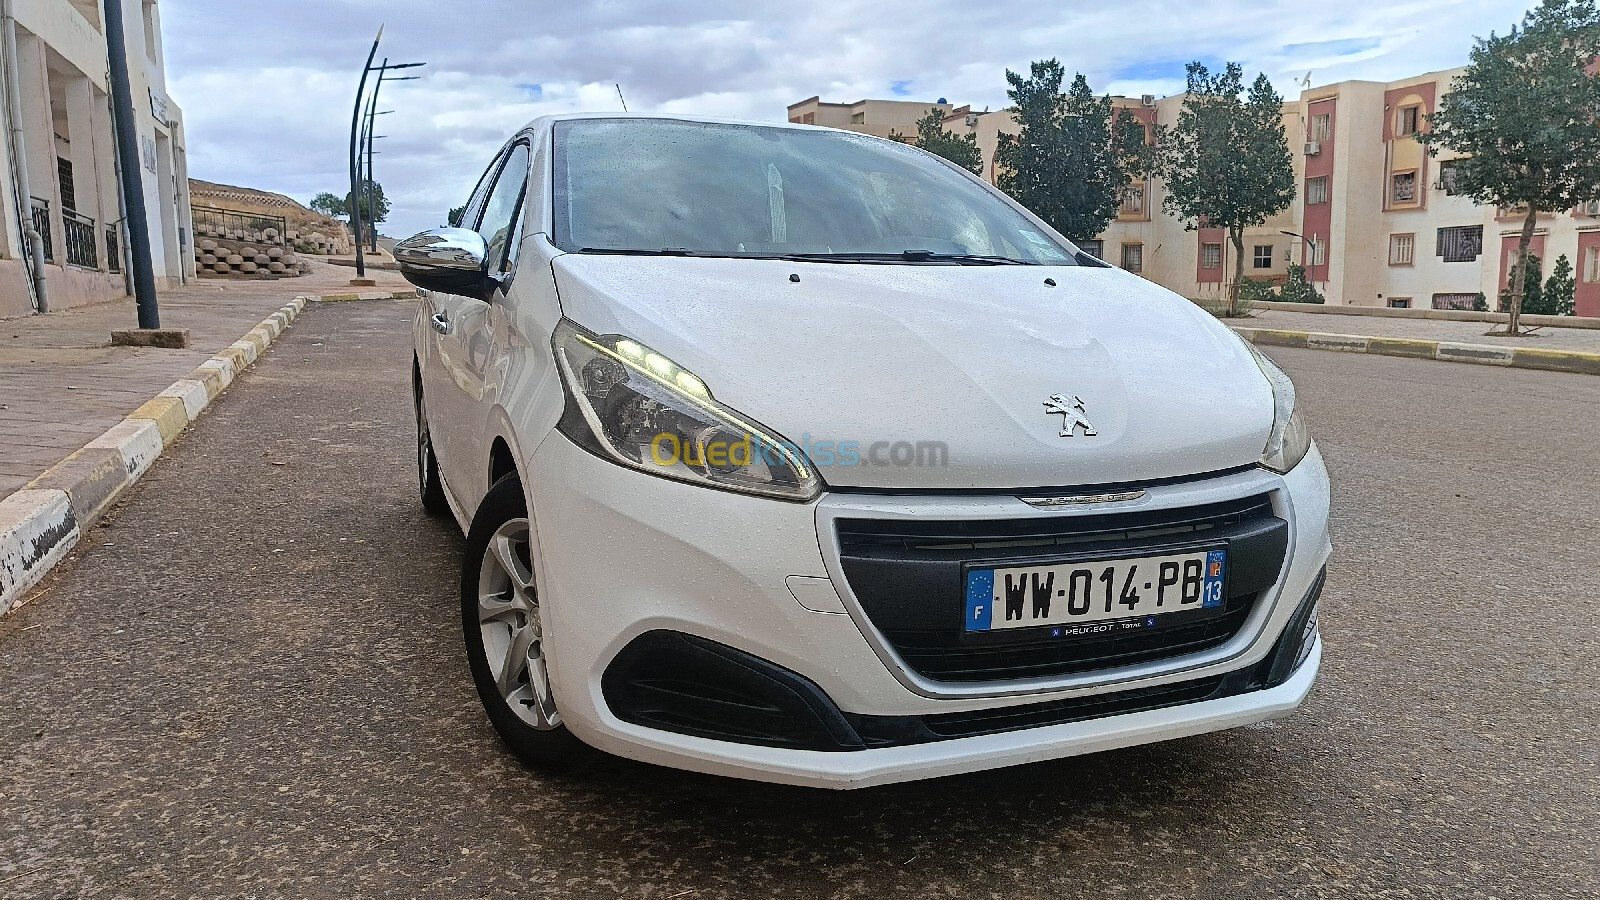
[[779, 250, 1033, 265], [577, 247, 695, 256], [900, 250, 1033, 265]]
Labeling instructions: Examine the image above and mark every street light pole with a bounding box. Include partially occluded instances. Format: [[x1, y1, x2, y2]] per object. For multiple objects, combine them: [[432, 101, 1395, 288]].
[[347, 26, 383, 280], [357, 63, 422, 259], [363, 59, 385, 253], [104, 0, 161, 327]]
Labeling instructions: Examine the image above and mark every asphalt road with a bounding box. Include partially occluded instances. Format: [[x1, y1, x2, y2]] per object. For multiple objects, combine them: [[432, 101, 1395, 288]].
[[2, 301, 1596, 899]]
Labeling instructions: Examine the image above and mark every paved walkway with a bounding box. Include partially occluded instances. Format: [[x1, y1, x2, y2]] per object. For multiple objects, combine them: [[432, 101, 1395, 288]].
[[1249, 307, 1600, 353], [0, 261, 409, 499]]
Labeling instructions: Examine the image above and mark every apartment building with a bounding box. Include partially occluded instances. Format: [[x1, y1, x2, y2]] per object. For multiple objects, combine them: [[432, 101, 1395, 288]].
[[789, 92, 1298, 303], [786, 96, 953, 140], [1, 0, 192, 319], [793, 65, 1600, 316], [1296, 67, 1600, 316]]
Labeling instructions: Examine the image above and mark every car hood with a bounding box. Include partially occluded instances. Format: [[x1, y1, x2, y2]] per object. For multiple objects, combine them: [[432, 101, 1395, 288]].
[[551, 255, 1275, 491]]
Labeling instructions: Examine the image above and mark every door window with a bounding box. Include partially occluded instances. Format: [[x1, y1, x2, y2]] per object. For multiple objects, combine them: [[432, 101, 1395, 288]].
[[459, 149, 505, 232], [477, 143, 531, 273]]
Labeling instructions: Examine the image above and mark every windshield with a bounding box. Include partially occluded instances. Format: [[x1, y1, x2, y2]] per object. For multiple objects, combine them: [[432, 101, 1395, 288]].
[[552, 118, 1078, 265]]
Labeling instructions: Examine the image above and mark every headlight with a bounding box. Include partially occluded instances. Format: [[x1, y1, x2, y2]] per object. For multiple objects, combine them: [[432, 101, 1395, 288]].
[[1247, 344, 1312, 474], [552, 319, 821, 501]]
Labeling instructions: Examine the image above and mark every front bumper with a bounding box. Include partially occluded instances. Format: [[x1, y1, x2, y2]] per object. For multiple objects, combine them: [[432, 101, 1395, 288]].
[[524, 433, 1332, 787]]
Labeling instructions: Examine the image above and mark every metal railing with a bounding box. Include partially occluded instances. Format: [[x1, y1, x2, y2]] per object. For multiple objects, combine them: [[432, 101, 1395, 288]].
[[191, 205, 287, 244], [62, 208, 98, 269], [106, 222, 122, 273], [29, 196, 53, 262]]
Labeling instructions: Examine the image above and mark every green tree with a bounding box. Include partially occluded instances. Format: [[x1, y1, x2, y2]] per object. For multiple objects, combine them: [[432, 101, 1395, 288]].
[[447, 205, 467, 228], [891, 107, 984, 175], [309, 192, 346, 219], [1160, 62, 1296, 316], [994, 61, 1146, 243], [1538, 253, 1576, 315], [343, 180, 390, 239], [1418, 0, 1600, 334], [1499, 252, 1544, 313]]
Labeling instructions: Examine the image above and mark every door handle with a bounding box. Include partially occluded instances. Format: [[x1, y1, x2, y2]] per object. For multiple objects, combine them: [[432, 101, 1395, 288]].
[[430, 312, 451, 335]]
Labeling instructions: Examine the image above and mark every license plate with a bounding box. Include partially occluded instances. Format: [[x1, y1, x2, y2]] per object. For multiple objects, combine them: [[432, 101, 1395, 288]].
[[964, 548, 1226, 633]]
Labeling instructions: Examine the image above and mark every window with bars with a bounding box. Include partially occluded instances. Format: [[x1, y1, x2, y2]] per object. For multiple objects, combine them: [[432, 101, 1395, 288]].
[[1120, 184, 1145, 215], [1201, 242, 1221, 269], [1120, 243, 1143, 273], [1436, 160, 1461, 195], [1388, 297, 1412, 309], [1305, 176, 1329, 205], [1432, 293, 1480, 310], [1389, 233, 1415, 265], [57, 157, 76, 212], [1586, 247, 1600, 284], [1436, 225, 1483, 262], [1078, 239, 1103, 259], [1310, 238, 1326, 267], [1253, 245, 1273, 269], [1391, 172, 1417, 204]]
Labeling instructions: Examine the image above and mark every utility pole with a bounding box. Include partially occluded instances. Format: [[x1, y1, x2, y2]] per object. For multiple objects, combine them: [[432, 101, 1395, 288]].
[[104, 0, 160, 328]]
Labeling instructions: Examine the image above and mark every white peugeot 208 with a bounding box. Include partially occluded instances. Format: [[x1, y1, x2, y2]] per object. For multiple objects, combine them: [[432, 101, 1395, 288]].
[[397, 113, 1330, 789]]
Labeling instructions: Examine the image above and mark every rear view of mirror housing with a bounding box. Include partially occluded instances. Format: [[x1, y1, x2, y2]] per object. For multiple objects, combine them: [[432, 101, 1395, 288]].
[[394, 228, 493, 299]]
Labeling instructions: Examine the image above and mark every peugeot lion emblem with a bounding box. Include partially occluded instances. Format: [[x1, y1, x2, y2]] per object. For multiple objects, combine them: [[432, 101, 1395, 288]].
[[1044, 393, 1097, 437]]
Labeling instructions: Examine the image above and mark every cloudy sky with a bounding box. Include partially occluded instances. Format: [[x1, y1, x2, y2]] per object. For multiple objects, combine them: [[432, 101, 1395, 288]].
[[164, 0, 1530, 239]]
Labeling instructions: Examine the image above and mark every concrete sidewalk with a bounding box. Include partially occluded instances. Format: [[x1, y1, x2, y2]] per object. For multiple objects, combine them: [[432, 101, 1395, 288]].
[[1249, 307, 1600, 354], [0, 260, 409, 500]]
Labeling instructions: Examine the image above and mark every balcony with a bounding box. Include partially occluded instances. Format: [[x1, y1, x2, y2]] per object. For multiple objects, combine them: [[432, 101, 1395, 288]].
[[62, 209, 98, 269]]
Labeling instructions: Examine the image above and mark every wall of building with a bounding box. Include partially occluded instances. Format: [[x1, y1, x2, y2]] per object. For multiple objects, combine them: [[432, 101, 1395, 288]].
[[0, 0, 191, 319]]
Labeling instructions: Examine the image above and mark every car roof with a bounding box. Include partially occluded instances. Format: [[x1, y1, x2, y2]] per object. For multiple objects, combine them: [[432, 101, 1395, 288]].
[[518, 111, 868, 139]]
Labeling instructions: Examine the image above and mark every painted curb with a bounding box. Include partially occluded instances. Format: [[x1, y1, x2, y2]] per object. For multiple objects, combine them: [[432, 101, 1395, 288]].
[[0, 490, 78, 612], [0, 297, 306, 613], [1232, 326, 1600, 376], [312, 290, 418, 303], [1246, 299, 1600, 331]]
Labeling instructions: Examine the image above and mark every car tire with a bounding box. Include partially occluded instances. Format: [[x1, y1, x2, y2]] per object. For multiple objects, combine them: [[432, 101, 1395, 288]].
[[415, 384, 450, 517], [461, 474, 584, 768]]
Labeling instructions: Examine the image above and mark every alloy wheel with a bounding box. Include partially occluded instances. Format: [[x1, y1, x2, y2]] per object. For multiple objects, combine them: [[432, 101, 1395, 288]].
[[476, 518, 561, 730]]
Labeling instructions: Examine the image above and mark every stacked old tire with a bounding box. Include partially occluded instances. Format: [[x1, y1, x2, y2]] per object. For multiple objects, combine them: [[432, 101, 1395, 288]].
[[194, 223, 314, 279]]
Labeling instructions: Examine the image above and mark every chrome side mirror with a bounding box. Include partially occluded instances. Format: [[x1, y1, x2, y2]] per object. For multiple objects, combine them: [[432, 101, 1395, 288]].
[[394, 228, 492, 299]]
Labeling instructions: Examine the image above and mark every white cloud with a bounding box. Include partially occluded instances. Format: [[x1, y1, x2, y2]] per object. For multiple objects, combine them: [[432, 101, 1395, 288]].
[[162, 0, 1533, 238]]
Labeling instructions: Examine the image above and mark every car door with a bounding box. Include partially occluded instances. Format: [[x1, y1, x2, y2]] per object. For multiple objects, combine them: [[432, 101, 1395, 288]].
[[432, 141, 532, 505], [420, 146, 503, 505]]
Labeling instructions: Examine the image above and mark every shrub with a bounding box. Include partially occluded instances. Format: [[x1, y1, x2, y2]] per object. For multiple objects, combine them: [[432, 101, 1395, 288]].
[[1532, 254, 1576, 316], [1236, 277, 1277, 305], [1278, 263, 1324, 304]]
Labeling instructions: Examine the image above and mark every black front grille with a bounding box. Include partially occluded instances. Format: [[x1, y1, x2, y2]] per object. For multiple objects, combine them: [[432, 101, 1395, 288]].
[[836, 494, 1288, 683], [599, 569, 1322, 752]]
